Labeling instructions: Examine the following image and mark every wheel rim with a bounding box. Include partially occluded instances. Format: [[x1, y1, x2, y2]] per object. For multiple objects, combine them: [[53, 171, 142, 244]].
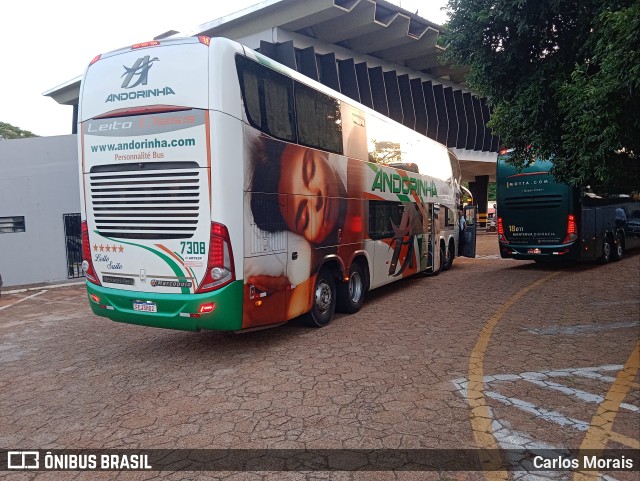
[[616, 237, 623, 256], [348, 272, 362, 303], [315, 280, 332, 315]]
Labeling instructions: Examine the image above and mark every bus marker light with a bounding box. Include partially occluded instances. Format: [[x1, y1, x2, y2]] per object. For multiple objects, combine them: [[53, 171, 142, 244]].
[[89, 54, 101, 65], [132, 41, 160, 49], [349, 215, 363, 233], [255, 300, 263, 307], [198, 36, 210, 46], [90, 293, 101, 304], [198, 303, 215, 314]]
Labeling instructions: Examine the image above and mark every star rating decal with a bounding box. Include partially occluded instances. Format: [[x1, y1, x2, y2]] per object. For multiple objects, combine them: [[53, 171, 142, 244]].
[[93, 243, 124, 253]]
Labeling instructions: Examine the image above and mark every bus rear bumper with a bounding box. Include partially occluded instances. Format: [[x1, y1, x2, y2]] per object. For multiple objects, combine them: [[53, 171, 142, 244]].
[[85, 281, 244, 331], [498, 242, 578, 260]]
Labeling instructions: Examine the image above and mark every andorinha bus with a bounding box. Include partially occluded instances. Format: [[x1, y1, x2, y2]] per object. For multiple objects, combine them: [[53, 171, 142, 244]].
[[78, 36, 477, 332], [496, 153, 640, 262]]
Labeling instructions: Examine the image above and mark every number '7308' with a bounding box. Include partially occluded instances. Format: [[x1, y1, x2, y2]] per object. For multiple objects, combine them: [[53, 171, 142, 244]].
[[180, 241, 206, 255]]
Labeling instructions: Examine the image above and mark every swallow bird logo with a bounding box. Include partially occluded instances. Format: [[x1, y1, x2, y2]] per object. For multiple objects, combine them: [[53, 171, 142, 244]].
[[121, 56, 159, 89]]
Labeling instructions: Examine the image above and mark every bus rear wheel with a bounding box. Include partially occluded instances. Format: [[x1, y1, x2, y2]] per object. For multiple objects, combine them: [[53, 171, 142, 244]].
[[337, 262, 368, 314], [303, 267, 336, 328], [600, 236, 612, 264], [612, 232, 624, 261]]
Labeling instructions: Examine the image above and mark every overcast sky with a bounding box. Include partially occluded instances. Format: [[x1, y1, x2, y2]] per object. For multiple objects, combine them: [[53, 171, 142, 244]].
[[0, 0, 448, 137]]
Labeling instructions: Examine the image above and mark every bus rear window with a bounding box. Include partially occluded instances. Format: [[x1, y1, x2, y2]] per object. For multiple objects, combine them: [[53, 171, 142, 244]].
[[236, 56, 295, 142]]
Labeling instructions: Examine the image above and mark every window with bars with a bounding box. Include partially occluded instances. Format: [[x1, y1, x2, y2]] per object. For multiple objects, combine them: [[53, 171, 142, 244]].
[[0, 216, 25, 233]]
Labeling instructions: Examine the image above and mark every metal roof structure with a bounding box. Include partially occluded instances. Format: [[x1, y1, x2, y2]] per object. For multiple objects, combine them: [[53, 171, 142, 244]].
[[44, 0, 498, 181], [190, 0, 468, 83]]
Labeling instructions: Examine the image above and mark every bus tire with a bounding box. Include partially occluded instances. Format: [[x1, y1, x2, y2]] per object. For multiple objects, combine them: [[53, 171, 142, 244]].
[[442, 240, 455, 271], [303, 267, 336, 328], [612, 232, 624, 261], [337, 261, 368, 314], [599, 236, 613, 264]]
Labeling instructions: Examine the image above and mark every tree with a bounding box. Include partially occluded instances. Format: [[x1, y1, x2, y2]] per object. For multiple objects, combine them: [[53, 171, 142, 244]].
[[0, 122, 38, 140], [443, 0, 640, 190]]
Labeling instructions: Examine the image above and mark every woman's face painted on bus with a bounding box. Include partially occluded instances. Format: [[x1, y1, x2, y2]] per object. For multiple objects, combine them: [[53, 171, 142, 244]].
[[278, 145, 341, 244]]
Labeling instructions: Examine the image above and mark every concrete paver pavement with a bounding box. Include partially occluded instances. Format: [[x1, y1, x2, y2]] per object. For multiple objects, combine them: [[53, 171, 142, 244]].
[[0, 234, 637, 480]]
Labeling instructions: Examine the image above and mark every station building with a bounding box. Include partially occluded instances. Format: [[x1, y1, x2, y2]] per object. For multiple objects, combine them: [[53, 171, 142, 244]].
[[1, 0, 498, 287]]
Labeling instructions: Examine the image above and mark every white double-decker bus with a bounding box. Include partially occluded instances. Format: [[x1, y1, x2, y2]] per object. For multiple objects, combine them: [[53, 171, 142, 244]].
[[79, 36, 476, 332]]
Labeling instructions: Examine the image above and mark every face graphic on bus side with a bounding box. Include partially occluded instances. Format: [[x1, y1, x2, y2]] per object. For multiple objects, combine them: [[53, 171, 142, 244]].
[[277, 144, 342, 244]]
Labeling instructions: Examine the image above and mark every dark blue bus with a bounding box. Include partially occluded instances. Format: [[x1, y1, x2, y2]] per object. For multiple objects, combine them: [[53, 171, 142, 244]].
[[496, 155, 640, 262]]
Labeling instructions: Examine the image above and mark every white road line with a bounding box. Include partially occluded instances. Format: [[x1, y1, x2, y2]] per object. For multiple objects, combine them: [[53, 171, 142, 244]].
[[0, 290, 48, 311], [451, 365, 633, 435], [491, 418, 620, 481], [527, 321, 640, 335], [484, 390, 590, 431], [524, 379, 639, 413], [453, 379, 590, 430], [454, 365, 624, 387], [452, 367, 628, 481]]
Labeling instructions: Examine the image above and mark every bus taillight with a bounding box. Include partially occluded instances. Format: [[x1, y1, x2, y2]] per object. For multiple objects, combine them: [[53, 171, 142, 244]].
[[497, 217, 508, 243], [81, 221, 101, 286], [196, 222, 235, 293], [562, 214, 578, 244]]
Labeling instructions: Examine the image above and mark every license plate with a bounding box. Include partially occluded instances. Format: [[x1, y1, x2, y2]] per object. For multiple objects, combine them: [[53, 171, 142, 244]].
[[133, 301, 157, 313], [528, 248, 542, 254], [103, 275, 134, 286]]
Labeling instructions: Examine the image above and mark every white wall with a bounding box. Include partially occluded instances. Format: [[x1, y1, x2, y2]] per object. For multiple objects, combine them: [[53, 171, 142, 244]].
[[0, 135, 80, 287]]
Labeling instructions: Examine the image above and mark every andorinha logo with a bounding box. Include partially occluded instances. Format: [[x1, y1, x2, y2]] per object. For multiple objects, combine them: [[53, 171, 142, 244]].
[[371, 169, 437, 198], [105, 88, 175, 104], [105, 55, 175, 103], [121, 55, 158, 89]]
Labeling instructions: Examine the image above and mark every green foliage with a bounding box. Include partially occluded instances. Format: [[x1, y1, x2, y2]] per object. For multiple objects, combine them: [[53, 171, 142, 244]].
[[443, 0, 640, 189], [0, 121, 38, 140]]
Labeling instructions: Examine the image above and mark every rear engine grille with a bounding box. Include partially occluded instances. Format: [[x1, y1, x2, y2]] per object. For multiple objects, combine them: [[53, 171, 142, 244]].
[[503, 194, 563, 210], [89, 165, 202, 240]]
